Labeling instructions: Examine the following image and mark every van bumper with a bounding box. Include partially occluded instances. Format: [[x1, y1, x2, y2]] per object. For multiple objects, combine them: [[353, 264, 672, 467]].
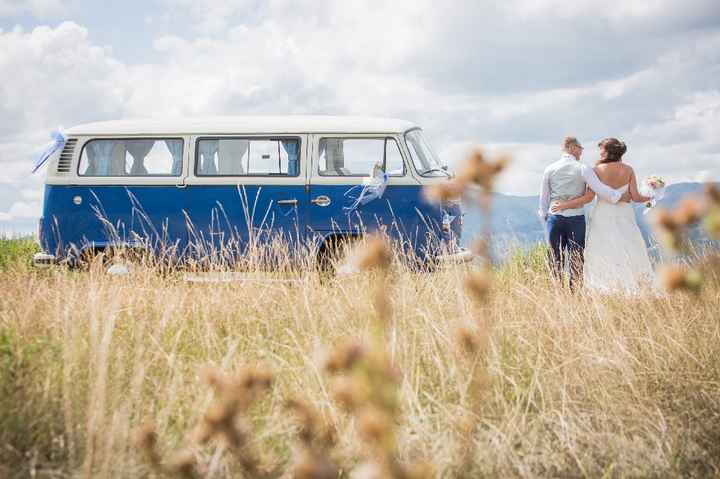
[[33, 252, 56, 268], [436, 247, 474, 264]]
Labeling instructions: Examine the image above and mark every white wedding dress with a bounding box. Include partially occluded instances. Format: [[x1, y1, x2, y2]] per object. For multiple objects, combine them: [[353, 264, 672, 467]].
[[584, 184, 656, 293]]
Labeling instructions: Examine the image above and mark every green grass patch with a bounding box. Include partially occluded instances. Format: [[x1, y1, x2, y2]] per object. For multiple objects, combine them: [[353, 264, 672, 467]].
[[0, 237, 39, 270]]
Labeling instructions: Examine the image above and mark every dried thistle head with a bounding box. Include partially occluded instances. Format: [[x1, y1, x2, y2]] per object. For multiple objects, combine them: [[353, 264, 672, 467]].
[[167, 449, 199, 479], [134, 420, 161, 468], [332, 376, 362, 412], [456, 148, 509, 191], [325, 340, 365, 374], [355, 235, 393, 271], [464, 269, 492, 302], [672, 197, 704, 226], [238, 365, 274, 393], [654, 209, 678, 232], [285, 398, 319, 445], [423, 180, 466, 204], [659, 265, 703, 293], [470, 238, 489, 259], [653, 209, 683, 251], [705, 183, 720, 205], [456, 325, 481, 355], [292, 450, 339, 479], [357, 407, 393, 446], [286, 397, 337, 453], [195, 366, 272, 451]]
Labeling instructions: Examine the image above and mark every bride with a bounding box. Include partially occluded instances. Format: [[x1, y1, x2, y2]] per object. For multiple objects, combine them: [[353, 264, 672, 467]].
[[551, 138, 654, 293]]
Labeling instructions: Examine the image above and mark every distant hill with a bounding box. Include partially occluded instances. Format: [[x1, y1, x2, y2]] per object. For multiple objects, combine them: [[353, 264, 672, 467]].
[[462, 182, 719, 256]]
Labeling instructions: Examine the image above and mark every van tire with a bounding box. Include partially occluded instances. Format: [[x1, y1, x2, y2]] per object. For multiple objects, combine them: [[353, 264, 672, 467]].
[[316, 234, 357, 276]]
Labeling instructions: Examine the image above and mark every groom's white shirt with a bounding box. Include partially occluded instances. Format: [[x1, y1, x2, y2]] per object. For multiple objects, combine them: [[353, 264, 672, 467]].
[[538, 153, 623, 220]]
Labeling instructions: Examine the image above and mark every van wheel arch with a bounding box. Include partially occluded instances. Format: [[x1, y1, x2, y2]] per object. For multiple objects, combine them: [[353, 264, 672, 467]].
[[316, 233, 361, 272]]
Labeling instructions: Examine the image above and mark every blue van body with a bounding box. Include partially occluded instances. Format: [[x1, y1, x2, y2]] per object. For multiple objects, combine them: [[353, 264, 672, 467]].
[[35, 117, 467, 267]]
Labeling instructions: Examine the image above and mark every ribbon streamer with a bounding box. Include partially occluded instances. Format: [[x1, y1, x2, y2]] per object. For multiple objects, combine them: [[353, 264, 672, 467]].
[[32, 129, 66, 173], [344, 163, 389, 213]]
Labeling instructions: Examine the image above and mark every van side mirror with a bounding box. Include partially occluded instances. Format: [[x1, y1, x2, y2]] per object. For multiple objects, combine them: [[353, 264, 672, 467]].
[[442, 165, 448, 171]]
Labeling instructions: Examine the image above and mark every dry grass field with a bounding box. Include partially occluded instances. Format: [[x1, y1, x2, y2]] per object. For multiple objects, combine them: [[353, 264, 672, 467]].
[[1, 236, 719, 478], [2, 157, 720, 478]]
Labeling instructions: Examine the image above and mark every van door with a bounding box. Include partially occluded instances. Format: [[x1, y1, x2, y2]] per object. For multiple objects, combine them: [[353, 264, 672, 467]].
[[182, 135, 307, 262], [307, 134, 423, 247]]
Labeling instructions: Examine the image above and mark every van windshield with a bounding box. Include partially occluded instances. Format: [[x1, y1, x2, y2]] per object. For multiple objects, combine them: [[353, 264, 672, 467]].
[[404, 129, 448, 177]]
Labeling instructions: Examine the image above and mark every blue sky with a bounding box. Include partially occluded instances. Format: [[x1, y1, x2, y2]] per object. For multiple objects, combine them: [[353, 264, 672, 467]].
[[1, 0, 719, 234]]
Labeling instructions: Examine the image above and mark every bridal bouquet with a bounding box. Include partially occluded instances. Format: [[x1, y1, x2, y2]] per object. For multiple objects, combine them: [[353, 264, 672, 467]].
[[641, 175, 667, 213]]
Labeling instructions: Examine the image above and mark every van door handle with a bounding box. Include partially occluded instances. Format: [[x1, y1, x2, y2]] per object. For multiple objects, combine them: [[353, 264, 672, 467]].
[[311, 195, 331, 207], [277, 199, 298, 206], [175, 183, 187, 189]]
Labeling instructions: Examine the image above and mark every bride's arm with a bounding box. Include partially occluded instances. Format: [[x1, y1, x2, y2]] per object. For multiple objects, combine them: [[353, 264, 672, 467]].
[[551, 187, 596, 212], [629, 169, 652, 203]]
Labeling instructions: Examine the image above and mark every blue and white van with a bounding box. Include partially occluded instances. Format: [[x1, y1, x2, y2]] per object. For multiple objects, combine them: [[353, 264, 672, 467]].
[[33, 116, 470, 268]]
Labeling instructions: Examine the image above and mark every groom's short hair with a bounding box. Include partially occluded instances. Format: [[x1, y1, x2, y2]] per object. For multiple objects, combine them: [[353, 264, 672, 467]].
[[563, 136, 581, 150]]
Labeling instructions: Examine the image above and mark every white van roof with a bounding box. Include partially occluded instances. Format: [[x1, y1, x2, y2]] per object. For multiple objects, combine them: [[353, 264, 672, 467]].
[[66, 116, 419, 136]]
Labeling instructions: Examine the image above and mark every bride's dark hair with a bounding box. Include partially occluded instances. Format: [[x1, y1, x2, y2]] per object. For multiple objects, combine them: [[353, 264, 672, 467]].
[[597, 138, 627, 163]]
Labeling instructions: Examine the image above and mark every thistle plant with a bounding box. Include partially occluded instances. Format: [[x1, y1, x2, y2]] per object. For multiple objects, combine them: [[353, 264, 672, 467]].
[[325, 234, 432, 479], [653, 184, 720, 293]]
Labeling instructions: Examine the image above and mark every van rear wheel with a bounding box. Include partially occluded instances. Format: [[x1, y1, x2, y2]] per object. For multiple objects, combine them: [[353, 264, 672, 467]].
[[316, 235, 358, 277]]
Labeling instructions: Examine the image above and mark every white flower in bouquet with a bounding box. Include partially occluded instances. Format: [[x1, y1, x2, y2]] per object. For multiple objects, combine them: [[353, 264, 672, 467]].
[[640, 175, 667, 214]]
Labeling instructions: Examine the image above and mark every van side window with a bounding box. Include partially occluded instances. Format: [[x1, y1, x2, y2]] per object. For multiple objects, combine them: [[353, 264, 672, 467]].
[[78, 139, 183, 176], [318, 138, 404, 176], [196, 138, 300, 176]]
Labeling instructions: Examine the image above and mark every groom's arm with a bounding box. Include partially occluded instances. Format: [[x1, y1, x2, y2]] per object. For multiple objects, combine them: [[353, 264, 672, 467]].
[[580, 165, 623, 203], [538, 169, 551, 221]]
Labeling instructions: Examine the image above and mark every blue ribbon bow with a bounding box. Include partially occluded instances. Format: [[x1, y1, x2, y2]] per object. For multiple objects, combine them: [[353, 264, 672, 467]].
[[32, 129, 66, 173]]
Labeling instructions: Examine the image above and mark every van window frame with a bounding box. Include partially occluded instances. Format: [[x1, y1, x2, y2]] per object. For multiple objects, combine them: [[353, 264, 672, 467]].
[[77, 137, 185, 177], [316, 136, 406, 178], [194, 136, 303, 178]]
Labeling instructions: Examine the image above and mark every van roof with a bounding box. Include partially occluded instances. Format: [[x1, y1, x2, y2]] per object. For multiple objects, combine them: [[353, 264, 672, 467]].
[[65, 116, 419, 136]]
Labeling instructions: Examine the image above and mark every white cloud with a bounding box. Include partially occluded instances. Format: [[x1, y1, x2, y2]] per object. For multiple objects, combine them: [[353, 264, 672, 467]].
[[0, 0, 64, 18], [0, 1, 718, 234], [0, 21, 127, 139], [0, 200, 41, 221]]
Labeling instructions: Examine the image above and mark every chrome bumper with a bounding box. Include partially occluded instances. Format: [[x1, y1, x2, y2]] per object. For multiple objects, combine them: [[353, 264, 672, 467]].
[[436, 247, 474, 264], [33, 252, 56, 268]]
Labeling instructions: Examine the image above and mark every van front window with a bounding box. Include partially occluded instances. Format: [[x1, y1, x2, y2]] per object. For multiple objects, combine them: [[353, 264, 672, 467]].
[[404, 129, 448, 177]]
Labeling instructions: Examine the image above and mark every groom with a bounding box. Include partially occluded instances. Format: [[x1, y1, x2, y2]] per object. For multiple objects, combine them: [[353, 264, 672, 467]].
[[538, 136, 630, 289]]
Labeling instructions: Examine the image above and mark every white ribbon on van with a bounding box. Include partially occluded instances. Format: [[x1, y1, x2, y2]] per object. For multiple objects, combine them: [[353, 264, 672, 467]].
[[344, 162, 389, 213], [32, 128, 66, 173]]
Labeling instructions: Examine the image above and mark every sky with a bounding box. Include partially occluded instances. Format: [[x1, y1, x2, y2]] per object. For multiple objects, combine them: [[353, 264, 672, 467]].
[[1, 0, 719, 234]]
